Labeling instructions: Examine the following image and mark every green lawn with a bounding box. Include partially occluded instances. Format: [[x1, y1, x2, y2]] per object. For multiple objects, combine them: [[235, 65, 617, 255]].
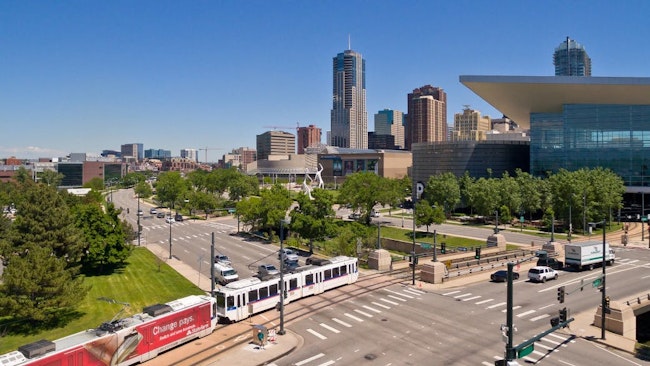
[[0, 247, 205, 354]]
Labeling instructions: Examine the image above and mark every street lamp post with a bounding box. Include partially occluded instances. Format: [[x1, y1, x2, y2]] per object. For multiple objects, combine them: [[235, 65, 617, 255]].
[[583, 193, 587, 235], [278, 219, 288, 335], [137, 193, 141, 246], [168, 217, 172, 260]]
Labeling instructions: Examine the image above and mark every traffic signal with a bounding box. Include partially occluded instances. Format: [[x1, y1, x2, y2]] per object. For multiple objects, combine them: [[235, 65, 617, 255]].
[[604, 296, 611, 313], [475, 247, 481, 259], [557, 286, 565, 303], [550, 316, 560, 327], [441, 243, 446, 254], [559, 307, 567, 324]]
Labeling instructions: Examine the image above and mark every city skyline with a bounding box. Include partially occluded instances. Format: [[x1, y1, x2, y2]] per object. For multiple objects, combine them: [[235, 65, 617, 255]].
[[3, 1, 650, 160]]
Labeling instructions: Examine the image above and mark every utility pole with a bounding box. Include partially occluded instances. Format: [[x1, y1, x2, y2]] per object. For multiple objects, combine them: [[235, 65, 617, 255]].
[[601, 219, 607, 340]]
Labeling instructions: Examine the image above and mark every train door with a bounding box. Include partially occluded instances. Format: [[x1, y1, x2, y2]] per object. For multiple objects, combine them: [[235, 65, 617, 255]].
[[234, 292, 247, 320], [313, 271, 324, 294]]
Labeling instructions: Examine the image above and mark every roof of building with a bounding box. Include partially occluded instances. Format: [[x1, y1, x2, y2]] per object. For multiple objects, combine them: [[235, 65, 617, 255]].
[[459, 75, 650, 128]]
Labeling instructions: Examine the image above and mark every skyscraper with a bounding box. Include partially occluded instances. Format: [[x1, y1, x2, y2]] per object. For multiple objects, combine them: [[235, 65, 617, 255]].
[[256, 130, 295, 160], [374, 109, 405, 149], [406, 85, 447, 150], [331, 49, 367, 149], [452, 106, 490, 141], [553, 37, 591, 76]]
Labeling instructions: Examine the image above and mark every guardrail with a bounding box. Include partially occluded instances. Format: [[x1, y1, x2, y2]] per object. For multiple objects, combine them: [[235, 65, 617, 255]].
[[445, 254, 537, 279], [623, 292, 650, 306]]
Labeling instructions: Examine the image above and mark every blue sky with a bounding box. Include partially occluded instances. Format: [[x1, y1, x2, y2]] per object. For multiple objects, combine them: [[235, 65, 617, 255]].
[[3, 1, 650, 161]]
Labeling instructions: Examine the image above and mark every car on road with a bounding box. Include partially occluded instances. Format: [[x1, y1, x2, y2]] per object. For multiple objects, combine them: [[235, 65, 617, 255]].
[[174, 213, 184, 222], [257, 264, 279, 277], [527, 266, 558, 283], [165, 216, 175, 224], [371, 210, 381, 217], [348, 213, 361, 220], [150, 208, 158, 214], [278, 248, 295, 259], [157, 212, 165, 218], [214, 254, 231, 265], [536, 257, 563, 270], [490, 270, 520, 282]]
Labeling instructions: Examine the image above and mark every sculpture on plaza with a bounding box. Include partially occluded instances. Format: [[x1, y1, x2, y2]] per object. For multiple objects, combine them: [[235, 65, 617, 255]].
[[301, 169, 313, 200], [314, 163, 324, 189]]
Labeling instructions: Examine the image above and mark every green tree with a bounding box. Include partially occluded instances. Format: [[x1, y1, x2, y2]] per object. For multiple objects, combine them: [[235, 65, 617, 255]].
[[83, 177, 105, 191], [155, 171, 188, 209], [338, 172, 402, 224], [236, 184, 292, 234], [423, 173, 460, 216], [497, 171, 522, 221], [466, 177, 500, 216], [0, 246, 88, 322], [134, 181, 153, 200], [290, 189, 336, 254], [73, 203, 132, 273], [38, 170, 64, 187], [515, 169, 542, 221]]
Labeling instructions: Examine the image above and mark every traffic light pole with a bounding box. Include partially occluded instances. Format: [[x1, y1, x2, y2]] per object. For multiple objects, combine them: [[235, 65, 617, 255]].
[[505, 262, 514, 361], [601, 219, 607, 340]]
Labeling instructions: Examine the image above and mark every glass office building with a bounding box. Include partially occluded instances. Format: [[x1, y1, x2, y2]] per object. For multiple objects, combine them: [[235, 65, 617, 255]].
[[460, 75, 650, 190], [531, 104, 650, 186]]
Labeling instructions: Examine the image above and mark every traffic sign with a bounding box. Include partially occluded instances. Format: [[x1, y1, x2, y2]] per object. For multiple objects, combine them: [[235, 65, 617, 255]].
[[518, 344, 534, 358], [643, 217, 648, 222], [421, 243, 431, 249], [592, 278, 602, 287]]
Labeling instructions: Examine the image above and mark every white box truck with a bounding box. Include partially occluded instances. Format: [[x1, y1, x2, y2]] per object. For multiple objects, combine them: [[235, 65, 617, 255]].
[[564, 241, 615, 271]]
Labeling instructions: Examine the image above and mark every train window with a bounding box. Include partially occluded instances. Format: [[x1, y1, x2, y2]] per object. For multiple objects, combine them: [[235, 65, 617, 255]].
[[226, 296, 234, 308], [249, 289, 258, 302], [306, 274, 314, 285], [289, 278, 298, 289], [216, 293, 225, 307], [269, 283, 278, 296], [341, 265, 348, 275], [332, 267, 340, 277], [324, 269, 332, 280], [259, 286, 269, 299]]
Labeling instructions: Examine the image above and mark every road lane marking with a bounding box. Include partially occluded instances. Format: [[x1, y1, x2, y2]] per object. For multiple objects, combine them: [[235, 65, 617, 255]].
[[354, 309, 373, 317], [453, 293, 473, 299], [306, 329, 327, 340], [487, 302, 506, 309], [387, 295, 407, 302], [371, 301, 391, 309], [380, 298, 399, 305], [404, 289, 423, 296], [532, 350, 546, 357], [502, 305, 521, 313], [475, 299, 494, 305], [535, 342, 559, 351], [530, 314, 550, 322], [548, 333, 575, 343], [443, 290, 461, 296], [538, 303, 555, 310], [344, 313, 364, 322], [385, 289, 414, 298], [320, 323, 340, 333], [295, 353, 325, 366], [517, 310, 535, 318], [462, 295, 482, 301], [407, 288, 426, 294], [362, 305, 382, 313], [541, 337, 564, 346], [332, 318, 352, 327], [317, 361, 335, 366]]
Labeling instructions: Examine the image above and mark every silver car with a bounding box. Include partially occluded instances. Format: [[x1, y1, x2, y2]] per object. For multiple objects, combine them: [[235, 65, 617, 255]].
[[527, 266, 558, 283]]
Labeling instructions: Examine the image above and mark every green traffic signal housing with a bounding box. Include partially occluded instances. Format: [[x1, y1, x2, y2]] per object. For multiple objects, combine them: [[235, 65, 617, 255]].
[[475, 247, 481, 259]]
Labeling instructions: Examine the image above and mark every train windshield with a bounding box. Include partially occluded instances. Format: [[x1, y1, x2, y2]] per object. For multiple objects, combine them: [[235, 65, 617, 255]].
[[216, 291, 226, 308]]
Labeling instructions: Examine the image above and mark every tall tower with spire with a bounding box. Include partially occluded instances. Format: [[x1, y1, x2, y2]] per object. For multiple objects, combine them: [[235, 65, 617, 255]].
[[330, 47, 367, 149]]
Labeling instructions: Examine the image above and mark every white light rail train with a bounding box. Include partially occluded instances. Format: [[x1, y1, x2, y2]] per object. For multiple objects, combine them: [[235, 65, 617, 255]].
[[216, 256, 359, 322]]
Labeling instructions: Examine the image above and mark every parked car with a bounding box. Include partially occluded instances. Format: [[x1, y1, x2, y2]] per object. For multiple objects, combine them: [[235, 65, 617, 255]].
[[371, 210, 381, 217], [165, 216, 175, 224], [174, 213, 184, 222], [157, 212, 165, 218], [348, 213, 361, 220], [490, 270, 520, 282], [537, 257, 563, 270], [527, 266, 558, 283], [150, 208, 158, 214], [214, 254, 231, 265]]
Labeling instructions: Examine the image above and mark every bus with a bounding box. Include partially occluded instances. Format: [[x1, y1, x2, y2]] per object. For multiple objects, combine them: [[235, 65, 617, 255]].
[[0, 295, 217, 366], [216, 256, 358, 323]]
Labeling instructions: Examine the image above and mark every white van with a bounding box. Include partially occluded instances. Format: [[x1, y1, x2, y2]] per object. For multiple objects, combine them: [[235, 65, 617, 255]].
[[215, 263, 239, 285]]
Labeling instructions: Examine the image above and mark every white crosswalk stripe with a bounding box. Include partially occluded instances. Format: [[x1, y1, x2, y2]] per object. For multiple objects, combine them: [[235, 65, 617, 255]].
[[319, 323, 340, 334], [371, 301, 391, 309], [332, 318, 352, 327], [306, 328, 327, 340], [475, 298, 494, 305], [380, 298, 399, 305], [344, 313, 364, 322]]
